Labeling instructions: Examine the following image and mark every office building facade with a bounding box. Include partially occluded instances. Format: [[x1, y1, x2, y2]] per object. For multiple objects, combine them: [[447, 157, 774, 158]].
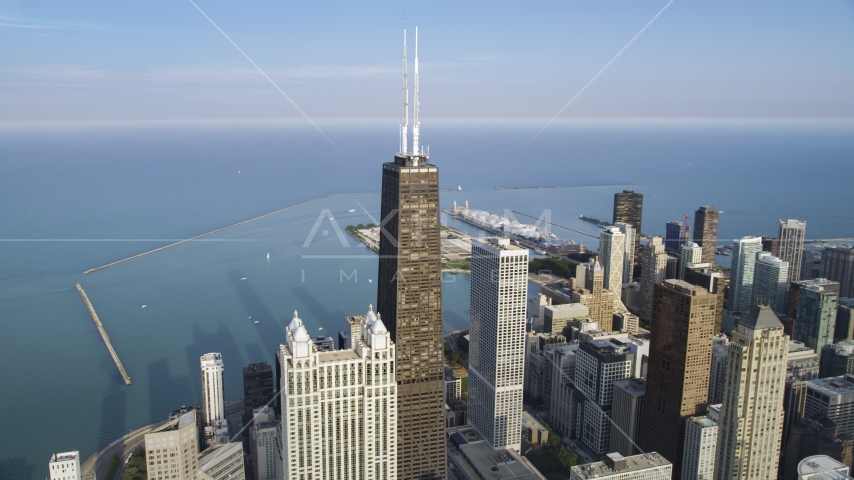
[[715, 305, 789, 480], [679, 242, 703, 280], [728, 236, 764, 313], [639, 237, 667, 324], [144, 410, 200, 480], [243, 362, 274, 423], [599, 227, 626, 297], [683, 415, 718, 480], [795, 286, 839, 358], [665, 221, 690, 253], [778, 219, 807, 283], [250, 407, 282, 480], [570, 452, 672, 480], [753, 253, 790, 315], [639, 280, 716, 475], [280, 310, 397, 480], [804, 375, 854, 438], [615, 222, 636, 283], [575, 339, 635, 454], [708, 334, 730, 405], [549, 344, 579, 437], [693, 206, 719, 266], [198, 442, 245, 480], [820, 340, 854, 378], [609, 378, 645, 457], [468, 237, 528, 451], [376, 34, 446, 477], [823, 246, 854, 299], [49, 452, 81, 480]]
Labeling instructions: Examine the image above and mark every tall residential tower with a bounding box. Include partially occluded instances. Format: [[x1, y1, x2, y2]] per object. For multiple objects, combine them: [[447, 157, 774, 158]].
[[467, 237, 528, 451], [778, 219, 806, 283], [715, 306, 788, 479], [693, 206, 719, 266]]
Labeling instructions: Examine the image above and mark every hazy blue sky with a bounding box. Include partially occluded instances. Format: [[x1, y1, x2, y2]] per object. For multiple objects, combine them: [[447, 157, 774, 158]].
[[1, 0, 853, 122]]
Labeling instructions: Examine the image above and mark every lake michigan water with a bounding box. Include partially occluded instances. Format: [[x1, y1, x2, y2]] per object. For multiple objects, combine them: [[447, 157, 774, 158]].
[[0, 120, 852, 479]]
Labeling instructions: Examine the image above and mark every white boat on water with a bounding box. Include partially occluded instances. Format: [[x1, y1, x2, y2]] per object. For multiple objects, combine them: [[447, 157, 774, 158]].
[[266, 253, 270, 260], [254, 321, 260, 324], [240, 277, 247, 280], [141, 305, 147, 309], [457, 185, 462, 191], [348, 209, 356, 213], [319, 327, 324, 331], [368, 279, 373, 283]]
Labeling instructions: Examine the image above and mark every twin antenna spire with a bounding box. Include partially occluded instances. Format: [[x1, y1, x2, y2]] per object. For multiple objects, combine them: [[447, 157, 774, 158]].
[[400, 27, 422, 157]]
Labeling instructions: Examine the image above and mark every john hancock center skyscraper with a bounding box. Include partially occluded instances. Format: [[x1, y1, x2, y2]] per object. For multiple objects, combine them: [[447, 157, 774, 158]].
[[376, 28, 446, 479]]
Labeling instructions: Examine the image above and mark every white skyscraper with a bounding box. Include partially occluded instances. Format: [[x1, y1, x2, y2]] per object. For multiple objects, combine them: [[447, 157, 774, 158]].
[[778, 219, 806, 283], [639, 237, 667, 324], [615, 222, 636, 283], [48, 451, 81, 480], [200, 352, 227, 446], [468, 237, 528, 451], [201, 353, 225, 424], [728, 236, 764, 313], [679, 242, 703, 280], [250, 407, 282, 480], [683, 414, 717, 480], [753, 253, 789, 315], [715, 305, 788, 480], [280, 308, 397, 480], [599, 227, 626, 295]]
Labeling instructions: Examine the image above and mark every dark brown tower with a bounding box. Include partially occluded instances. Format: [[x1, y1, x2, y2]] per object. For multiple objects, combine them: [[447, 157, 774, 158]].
[[638, 280, 715, 475], [693, 206, 719, 265], [613, 190, 643, 234], [377, 152, 446, 479]]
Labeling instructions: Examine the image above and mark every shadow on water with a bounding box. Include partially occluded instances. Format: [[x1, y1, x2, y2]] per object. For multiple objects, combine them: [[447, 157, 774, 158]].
[[244, 342, 268, 365], [0, 457, 33, 480], [228, 267, 288, 340], [147, 359, 192, 424], [98, 383, 127, 456], [291, 285, 346, 326]]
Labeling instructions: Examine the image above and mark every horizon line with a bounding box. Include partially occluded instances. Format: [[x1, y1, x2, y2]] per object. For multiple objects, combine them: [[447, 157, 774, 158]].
[[2, 116, 854, 128]]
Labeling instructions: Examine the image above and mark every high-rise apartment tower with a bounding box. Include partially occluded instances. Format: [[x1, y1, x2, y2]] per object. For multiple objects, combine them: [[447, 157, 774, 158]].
[[728, 236, 764, 313], [467, 237, 528, 451], [693, 206, 719, 266], [715, 305, 789, 480], [778, 219, 806, 283]]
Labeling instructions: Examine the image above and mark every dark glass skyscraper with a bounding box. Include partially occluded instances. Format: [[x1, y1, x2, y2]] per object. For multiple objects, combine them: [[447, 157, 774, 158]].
[[664, 221, 690, 253], [243, 362, 274, 422], [377, 152, 445, 479], [376, 27, 446, 479], [693, 206, 718, 265], [613, 189, 643, 234]]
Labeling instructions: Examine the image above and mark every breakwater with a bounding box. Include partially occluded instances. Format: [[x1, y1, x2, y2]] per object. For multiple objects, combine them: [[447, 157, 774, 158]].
[[76, 283, 132, 386]]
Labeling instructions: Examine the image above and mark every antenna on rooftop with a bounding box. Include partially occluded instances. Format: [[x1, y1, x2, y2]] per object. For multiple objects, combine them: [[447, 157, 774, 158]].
[[412, 26, 420, 156], [401, 27, 408, 155]]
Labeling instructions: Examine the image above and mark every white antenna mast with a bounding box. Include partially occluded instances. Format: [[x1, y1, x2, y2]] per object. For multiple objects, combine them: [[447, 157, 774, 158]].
[[401, 27, 408, 155], [411, 26, 420, 156]]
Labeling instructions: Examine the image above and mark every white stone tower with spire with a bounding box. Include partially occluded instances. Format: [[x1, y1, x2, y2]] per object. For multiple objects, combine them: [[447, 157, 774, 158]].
[[280, 307, 397, 480]]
